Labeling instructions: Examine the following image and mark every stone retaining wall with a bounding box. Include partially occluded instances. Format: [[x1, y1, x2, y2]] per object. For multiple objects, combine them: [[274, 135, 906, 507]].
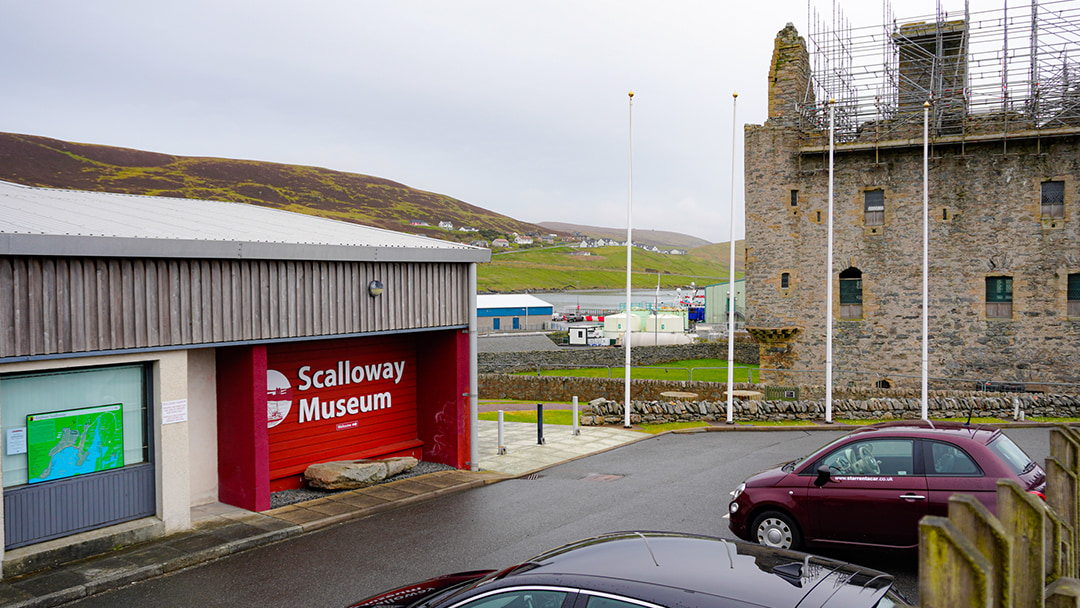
[[479, 374, 756, 402], [579, 393, 1080, 425], [478, 340, 759, 374]]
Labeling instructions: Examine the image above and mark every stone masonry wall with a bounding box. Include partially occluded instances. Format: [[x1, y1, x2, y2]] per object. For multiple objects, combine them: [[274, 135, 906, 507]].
[[478, 340, 759, 374], [744, 25, 1080, 390], [480, 369, 1080, 423], [579, 393, 1080, 425]]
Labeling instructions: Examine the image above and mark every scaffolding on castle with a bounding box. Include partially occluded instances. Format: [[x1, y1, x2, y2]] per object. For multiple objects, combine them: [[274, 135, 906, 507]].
[[798, 0, 1080, 144]]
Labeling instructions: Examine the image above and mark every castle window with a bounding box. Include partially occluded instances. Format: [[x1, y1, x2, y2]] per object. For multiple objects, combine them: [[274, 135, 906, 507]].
[[1042, 181, 1065, 218], [986, 276, 1013, 319], [790, 190, 798, 207], [839, 267, 863, 319], [781, 272, 790, 289], [1069, 273, 1080, 317], [864, 189, 884, 225]]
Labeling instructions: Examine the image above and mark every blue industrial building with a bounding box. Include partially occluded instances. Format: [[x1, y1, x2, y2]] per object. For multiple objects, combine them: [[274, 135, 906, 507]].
[[477, 294, 554, 332]]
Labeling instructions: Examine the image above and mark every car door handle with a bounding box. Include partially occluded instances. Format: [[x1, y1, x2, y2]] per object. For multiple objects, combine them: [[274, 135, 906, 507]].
[[899, 493, 926, 500]]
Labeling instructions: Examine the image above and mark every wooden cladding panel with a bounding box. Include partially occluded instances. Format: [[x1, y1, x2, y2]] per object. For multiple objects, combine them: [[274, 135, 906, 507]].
[[0, 257, 470, 358]]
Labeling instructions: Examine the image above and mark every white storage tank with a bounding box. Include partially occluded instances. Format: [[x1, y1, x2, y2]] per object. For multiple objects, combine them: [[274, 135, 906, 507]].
[[603, 311, 646, 340], [645, 313, 685, 333]]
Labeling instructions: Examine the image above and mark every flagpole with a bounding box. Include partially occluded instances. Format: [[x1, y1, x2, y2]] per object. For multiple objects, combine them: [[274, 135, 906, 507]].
[[825, 99, 835, 424], [921, 100, 930, 420], [624, 90, 634, 429], [726, 92, 739, 424]]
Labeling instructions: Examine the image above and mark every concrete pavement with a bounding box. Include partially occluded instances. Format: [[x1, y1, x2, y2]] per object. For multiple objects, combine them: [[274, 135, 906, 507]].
[[0, 417, 1060, 607], [0, 419, 649, 608]]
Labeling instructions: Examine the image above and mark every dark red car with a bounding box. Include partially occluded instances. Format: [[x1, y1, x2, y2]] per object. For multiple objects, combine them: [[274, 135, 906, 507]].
[[727, 421, 1046, 551]]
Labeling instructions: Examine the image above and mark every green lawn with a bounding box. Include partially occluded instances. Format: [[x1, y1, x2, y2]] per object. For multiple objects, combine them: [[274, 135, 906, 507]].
[[478, 409, 575, 425], [515, 358, 759, 383]]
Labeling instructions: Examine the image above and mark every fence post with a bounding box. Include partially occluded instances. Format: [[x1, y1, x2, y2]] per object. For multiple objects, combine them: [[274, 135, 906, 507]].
[[572, 396, 580, 436], [537, 403, 545, 445], [1052, 426, 1080, 578], [1048, 456, 1079, 579], [997, 479, 1046, 606], [947, 494, 1011, 607], [497, 410, 506, 455], [919, 516, 994, 607], [1047, 578, 1080, 608]]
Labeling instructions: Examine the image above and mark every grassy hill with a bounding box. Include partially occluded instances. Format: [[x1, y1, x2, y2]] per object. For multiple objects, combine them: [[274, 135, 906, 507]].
[[479, 244, 743, 292], [0, 132, 547, 242], [0, 131, 742, 292], [537, 221, 712, 250]]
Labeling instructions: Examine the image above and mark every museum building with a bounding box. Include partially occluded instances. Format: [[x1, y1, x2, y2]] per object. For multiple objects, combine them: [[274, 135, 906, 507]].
[[0, 180, 489, 576]]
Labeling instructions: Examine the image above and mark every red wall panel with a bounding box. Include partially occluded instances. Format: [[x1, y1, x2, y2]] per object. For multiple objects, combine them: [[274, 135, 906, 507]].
[[266, 335, 419, 487], [416, 329, 470, 469], [216, 345, 271, 511]]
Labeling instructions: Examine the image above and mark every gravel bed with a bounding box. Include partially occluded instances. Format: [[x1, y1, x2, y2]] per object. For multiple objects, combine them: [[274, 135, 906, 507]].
[[269, 461, 457, 509]]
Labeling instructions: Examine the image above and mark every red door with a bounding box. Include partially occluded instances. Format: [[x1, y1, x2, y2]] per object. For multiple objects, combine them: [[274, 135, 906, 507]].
[[923, 439, 997, 516]]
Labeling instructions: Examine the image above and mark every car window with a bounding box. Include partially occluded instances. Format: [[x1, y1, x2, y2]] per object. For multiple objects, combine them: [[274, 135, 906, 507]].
[[585, 595, 661, 608], [822, 439, 914, 476], [875, 589, 911, 607], [987, 434, 1037, 476], [927, 442, 982, 476], [456, 590, 569, 608]]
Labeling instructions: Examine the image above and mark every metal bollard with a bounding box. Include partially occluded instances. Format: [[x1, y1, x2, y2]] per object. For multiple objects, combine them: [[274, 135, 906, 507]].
[[537, 403, 545, 445], [497, 410, 506, 455], [572, 396, 580, 436]]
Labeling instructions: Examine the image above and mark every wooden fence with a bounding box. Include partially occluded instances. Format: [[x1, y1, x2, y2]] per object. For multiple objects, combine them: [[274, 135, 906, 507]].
[[919, 425, 1080, 607]]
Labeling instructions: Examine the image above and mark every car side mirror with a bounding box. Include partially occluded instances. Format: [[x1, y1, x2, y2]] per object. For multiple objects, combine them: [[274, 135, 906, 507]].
[[814, 465, 832, 487]]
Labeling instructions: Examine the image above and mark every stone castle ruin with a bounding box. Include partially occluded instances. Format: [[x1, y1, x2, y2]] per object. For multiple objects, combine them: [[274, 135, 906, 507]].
[[744, 1, 1080, 392]]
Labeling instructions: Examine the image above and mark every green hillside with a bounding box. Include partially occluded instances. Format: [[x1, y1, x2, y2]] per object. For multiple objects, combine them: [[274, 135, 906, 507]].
[[0, 131, 742, 292], [0, 132, 547, 241], [478, 245, 740, 292]]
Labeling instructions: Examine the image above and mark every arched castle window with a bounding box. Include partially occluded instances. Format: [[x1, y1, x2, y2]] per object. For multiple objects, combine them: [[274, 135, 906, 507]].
[[839, 267, 863, 319]]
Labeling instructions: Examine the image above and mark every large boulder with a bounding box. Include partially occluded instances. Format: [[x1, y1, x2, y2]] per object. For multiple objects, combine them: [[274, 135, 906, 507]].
[[304, 457, 419, 490]]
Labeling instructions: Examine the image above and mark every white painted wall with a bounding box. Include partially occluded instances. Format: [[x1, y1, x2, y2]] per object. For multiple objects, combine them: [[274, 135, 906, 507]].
[[186, 349, 218, 507]]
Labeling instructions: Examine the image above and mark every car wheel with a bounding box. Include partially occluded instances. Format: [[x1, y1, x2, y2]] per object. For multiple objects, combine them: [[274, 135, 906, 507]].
[[752, 510, 801, 550]]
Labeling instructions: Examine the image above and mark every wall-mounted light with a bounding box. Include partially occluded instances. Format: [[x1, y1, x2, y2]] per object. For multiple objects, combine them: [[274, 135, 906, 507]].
[[368, 280, 384, 297]]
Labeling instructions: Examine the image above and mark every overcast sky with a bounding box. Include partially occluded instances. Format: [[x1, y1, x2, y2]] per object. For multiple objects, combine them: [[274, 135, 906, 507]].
[[2, 1, 988, 243]]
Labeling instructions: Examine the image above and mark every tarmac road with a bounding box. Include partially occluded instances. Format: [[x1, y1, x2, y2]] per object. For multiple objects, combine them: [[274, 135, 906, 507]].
[[58, 426, 1050, 608]]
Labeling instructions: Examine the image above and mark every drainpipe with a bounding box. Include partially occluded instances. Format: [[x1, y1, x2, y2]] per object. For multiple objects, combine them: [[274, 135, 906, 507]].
[[469, 262, 479, 471]]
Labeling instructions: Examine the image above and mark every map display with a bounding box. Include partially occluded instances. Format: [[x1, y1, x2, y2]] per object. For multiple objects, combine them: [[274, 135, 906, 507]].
[[27, 404, 124, 484]]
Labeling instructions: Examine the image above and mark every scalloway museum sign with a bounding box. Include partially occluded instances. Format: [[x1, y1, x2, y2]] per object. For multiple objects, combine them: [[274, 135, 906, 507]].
[[268, 359, 407, 426], [265, 335, 419, 486]]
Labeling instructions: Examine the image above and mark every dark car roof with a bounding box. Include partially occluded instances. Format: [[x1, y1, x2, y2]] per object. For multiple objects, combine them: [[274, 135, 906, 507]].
[[488, 532, 896, 608], [846, 420, 1001, 445]]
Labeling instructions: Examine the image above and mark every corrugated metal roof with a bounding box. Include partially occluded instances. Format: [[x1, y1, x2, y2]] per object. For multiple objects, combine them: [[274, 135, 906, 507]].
[[0, 180, 491, 263], [477, 294, 554, 309]]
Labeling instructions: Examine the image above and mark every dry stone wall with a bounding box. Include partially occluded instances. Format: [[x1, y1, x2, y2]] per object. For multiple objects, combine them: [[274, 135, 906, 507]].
[[579, 393, 1080, 425], [478, 372, 1080, 424]]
